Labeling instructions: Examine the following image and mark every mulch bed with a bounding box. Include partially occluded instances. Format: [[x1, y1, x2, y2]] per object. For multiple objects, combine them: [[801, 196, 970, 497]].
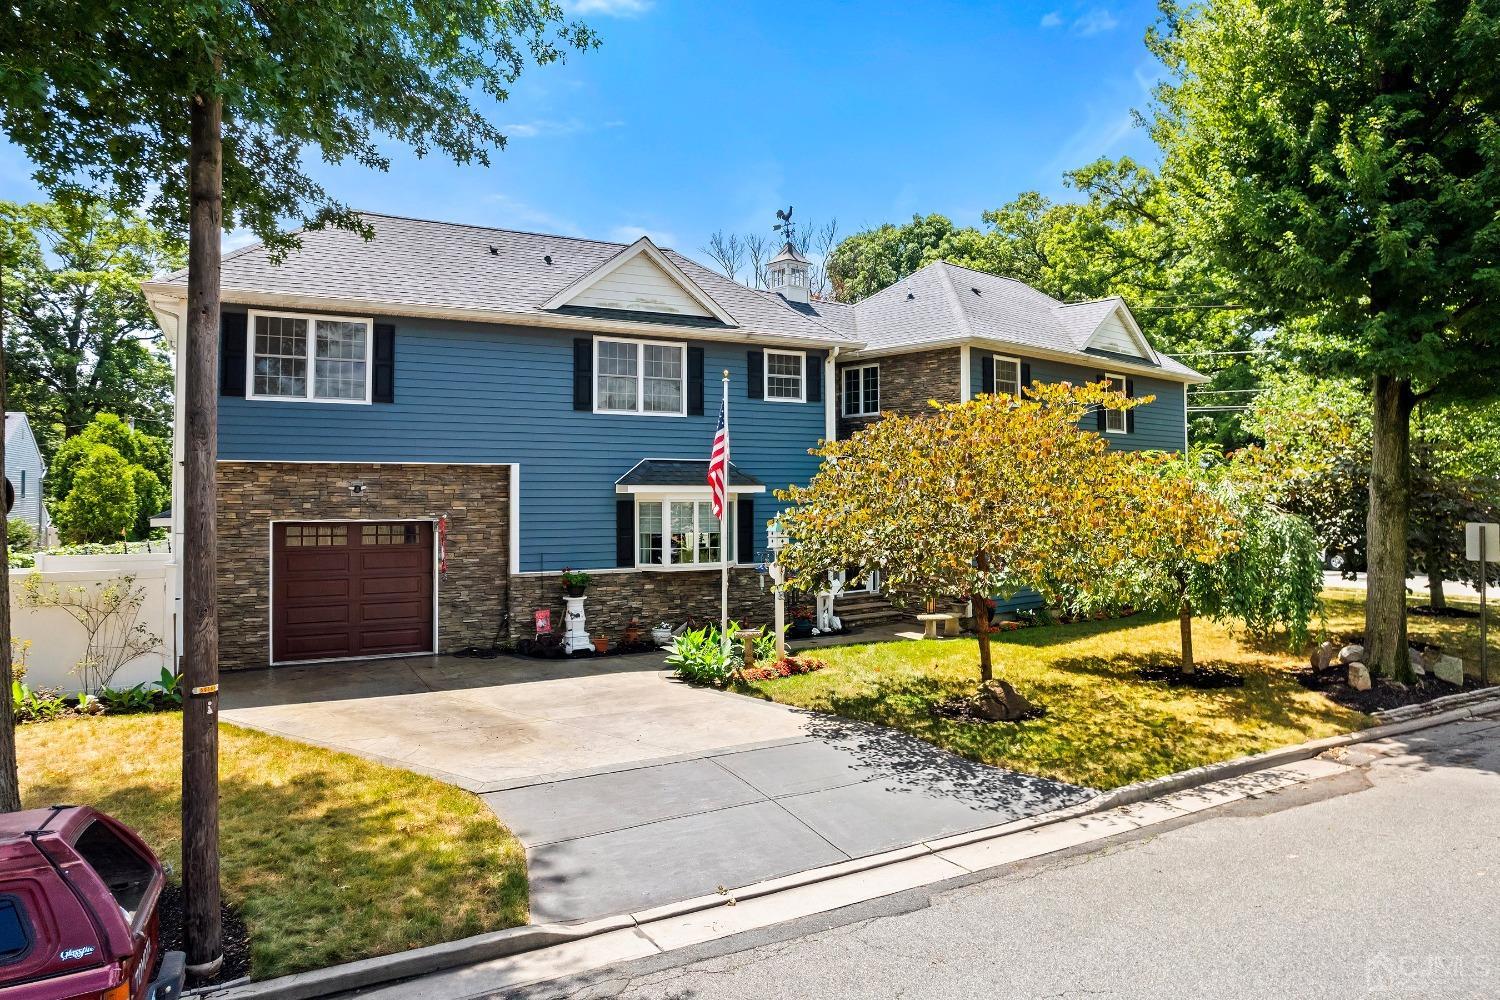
[[1295, 663, 1482, 713], [1135, 664, 1246, 689], [1410, 604, 1482, 620], [159, 882, 252, 985], [929, 694, 1046, 724]]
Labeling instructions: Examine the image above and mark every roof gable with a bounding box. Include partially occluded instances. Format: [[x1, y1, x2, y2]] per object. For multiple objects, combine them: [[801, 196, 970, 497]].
[[543, 238, 737, 325], [1076, 301, 1157, 362]]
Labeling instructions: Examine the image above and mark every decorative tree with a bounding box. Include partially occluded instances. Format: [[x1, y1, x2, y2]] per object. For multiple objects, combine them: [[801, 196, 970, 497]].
[[0, 0, 598, 972], [1151, 0, 1500, 680], [49, 414, 170, 540], [52, 445, 138, 544], [774, 382, 1164, 716]]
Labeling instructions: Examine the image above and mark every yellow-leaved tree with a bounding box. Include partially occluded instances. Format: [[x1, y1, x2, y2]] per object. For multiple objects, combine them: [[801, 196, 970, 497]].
[[775, 382, 1216, 712]]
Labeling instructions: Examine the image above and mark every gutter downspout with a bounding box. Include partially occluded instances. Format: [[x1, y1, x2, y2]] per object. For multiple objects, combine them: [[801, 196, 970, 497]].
[[824, 346, 841, 442], [145, 291, 188, 668]]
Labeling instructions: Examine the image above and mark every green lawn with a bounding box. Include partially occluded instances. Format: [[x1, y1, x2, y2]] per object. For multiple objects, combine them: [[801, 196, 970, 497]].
[[18, 714, 527, 979], [744, 589, 1491, 790]]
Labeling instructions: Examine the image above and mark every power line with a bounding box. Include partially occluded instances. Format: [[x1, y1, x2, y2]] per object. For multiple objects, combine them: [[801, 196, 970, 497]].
[[1164, 348, 1274, 358]]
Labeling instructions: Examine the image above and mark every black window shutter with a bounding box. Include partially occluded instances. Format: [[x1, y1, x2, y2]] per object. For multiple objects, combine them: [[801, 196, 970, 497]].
[[747, 350, 764, 399], [981, 354, 995, 394], [1125, 378, 1136, 433], [372, 323, 396, 403], [220, 311, 247, 397], [573, 338, 593, 411], [1020, 362, 1032, 394], [688, 346, 705, 415], [806, 354, 822, 403], [1095, 372, 1108, 430], [737, 496, 755, 564], [616, 499, 635, 567]]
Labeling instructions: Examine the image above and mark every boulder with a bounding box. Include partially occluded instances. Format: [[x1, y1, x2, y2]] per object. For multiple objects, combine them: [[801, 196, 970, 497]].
[[1408, 648, 1427, 676], [1338, 644, 1367, 666], [1429, 653, 1465, 687], [1347, 662, 1372, 692], [970, 679, 1036, 722], [1311, 640, 1338, 670]]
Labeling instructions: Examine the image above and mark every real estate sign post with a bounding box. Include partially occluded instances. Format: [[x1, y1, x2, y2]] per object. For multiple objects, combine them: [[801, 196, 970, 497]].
[[1467, 522, 1497, 685]]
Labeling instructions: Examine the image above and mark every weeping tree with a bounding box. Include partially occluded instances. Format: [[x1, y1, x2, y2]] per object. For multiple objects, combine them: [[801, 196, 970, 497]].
[[1082, 465, 1322, 674], [774, 382, 1187, 710]]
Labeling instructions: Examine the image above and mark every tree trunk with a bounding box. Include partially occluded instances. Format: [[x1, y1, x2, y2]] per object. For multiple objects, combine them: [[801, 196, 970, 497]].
[[0, 294, 20, 813], [1427, 571, 1446, 610], [1179, 598, 1195, 674], [181, 90, 223, 979], [973, 554, 993, 682], [1367, 375, 1413, 681]]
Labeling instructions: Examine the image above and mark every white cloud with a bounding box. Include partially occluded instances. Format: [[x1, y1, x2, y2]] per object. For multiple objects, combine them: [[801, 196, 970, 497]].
[[1072, 7, 1119, 35], [609, 224, 678, 247], [1044, 58, 1160, 176], [565, 0, 652, 16], [1039, 11, 1064, 28], [502, 118, 587, 140]]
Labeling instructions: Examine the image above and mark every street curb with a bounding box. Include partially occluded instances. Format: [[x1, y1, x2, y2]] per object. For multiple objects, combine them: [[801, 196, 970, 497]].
[[194, 696, 1500, 1000]]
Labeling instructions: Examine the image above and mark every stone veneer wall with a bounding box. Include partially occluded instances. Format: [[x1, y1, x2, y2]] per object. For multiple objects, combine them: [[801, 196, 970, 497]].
[[216, 461, 510, 668], [835, 347, 963, 439], [508, 567, 775, 643]]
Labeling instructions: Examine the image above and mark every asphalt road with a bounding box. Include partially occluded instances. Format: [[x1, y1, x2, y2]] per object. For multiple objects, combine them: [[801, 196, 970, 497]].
[[497, 714, 1500, 1000]]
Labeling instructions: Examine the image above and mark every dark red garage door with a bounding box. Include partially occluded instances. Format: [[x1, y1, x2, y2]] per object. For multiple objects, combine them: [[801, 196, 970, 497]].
[[272, 521, 434, 663]]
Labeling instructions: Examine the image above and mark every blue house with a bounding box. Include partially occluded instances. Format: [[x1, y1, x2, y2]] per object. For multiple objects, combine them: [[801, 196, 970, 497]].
[[143, 214, 1204, 669], [5, 412, 49, 545]]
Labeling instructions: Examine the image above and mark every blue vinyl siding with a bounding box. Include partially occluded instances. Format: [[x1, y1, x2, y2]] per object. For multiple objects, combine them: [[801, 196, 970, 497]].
[[218, 312, 825, 571], [968, 349, 1187, 453]]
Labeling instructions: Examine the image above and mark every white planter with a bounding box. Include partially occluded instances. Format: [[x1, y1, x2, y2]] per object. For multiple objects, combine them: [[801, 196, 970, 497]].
[[651, 627, 674, 647], [563, 595, 594, 654]]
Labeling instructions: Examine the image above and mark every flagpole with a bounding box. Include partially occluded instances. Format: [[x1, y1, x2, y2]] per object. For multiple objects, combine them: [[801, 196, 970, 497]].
[[720, 368, 730, 657]]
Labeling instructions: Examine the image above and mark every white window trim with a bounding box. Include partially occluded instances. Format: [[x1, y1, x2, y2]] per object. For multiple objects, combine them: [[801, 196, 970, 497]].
[[842, 363, 880, 417], [634, 493, 735, 570], [246, 309, 374, 405], [992, 354, 1022, 399], [593, 335, 689, 417], [1104, 372, 1128, 434], [763, 348, 806, 403]]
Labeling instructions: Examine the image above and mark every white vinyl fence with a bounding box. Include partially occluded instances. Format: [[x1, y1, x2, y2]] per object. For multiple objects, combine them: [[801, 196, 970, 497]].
[[10, 552, 175, 693]]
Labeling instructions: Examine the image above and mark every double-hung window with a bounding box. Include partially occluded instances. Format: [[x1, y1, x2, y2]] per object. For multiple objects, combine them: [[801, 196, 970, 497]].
[[248, 310, 372, 403], [842, 364, 879, 416], [993, 355, 1022, 399], [764, 349, 805, 402], [637, 497, 733, 567], [595, 337, 687, 415], [1103, 373, 1127, 433]]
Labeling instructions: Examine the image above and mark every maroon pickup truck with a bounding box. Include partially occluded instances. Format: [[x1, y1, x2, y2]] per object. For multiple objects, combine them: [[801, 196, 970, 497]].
[[0, 806, 184, 1000]]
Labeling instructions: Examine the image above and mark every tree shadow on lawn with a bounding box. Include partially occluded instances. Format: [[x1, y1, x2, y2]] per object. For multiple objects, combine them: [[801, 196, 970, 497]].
[[23, 759, 526, 980]]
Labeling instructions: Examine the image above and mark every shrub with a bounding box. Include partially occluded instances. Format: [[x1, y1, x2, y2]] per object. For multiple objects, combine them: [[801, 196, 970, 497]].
[[741, 655, 827, 683], [6, 518, 36, 552], [52, 445, 137, 544], [666, 623, 739, 685], [11, 681, 67, 724]]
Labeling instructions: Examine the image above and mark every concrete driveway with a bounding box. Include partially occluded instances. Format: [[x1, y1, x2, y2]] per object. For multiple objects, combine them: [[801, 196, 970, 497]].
[[222, 652, 1091, 923]]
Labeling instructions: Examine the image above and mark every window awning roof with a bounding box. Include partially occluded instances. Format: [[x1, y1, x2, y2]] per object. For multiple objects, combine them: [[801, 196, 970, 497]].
[[615, 459, 765, 493]]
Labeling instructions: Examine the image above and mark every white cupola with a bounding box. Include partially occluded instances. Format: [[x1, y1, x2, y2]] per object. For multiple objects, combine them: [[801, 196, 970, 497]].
[[766, 241, 811, 304]]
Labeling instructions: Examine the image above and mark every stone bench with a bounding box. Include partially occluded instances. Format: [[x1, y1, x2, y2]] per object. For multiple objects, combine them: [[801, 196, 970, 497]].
[[915, 612, 961, 639]]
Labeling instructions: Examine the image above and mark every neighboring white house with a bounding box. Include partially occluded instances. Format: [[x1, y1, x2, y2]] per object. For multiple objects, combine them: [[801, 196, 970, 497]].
[[5, 412, 49, 544]]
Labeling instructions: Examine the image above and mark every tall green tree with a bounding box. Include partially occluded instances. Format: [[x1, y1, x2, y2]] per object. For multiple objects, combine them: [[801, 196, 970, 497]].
[[50, 414, 170, 541], [1151, 0, 1500, 681], [0, 0, 596, 972], [0, 201, 181, 460]]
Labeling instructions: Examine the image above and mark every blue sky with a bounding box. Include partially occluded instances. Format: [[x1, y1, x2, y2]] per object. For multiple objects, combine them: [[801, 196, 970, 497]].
[[0, 0, 1165, 261]]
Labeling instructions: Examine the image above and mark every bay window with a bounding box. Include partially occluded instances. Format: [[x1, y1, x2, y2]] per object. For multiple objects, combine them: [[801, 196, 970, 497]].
[[637, 497, 733, 567]]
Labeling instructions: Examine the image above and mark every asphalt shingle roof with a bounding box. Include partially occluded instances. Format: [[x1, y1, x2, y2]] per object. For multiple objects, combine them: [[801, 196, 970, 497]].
[[615, 459, 763, 489], [156, 213, 854, 347], [838, 261, 1203, 380]]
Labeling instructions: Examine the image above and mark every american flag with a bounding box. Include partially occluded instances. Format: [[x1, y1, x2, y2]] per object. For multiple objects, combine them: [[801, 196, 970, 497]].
[[707, 396, 728, 519]]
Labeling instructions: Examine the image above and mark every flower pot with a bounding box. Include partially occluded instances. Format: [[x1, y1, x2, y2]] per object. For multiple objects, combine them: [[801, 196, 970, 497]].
[[593, 635, 609, 653], [564, 585, 587, 598]]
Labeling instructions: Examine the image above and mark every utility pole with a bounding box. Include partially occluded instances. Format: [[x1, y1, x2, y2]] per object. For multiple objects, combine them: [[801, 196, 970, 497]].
[[0, 261, 19, 814], [181, 87, 224, 980]]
